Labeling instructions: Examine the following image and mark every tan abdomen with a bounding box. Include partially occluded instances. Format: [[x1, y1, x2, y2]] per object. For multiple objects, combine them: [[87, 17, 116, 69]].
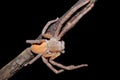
[[31, 42, 47, 54]]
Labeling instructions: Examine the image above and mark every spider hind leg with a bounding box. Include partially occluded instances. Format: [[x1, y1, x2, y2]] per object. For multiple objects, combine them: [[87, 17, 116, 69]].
[[49, 52, 88, 70], [42, 56, 64, 74]]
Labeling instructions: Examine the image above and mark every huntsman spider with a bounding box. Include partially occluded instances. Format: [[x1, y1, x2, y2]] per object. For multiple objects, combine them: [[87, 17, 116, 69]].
[[26, 0, 96, 74]]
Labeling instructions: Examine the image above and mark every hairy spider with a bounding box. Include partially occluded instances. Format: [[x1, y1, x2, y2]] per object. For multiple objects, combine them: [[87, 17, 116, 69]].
[[26, 0, 96, 74]]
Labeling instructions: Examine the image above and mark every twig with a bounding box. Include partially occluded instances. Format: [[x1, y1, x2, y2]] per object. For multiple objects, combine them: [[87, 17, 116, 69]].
[[0, 48, 34, 80]]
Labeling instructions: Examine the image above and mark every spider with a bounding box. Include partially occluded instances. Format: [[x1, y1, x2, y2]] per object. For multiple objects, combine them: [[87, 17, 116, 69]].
[[26, 0, 96, 74]]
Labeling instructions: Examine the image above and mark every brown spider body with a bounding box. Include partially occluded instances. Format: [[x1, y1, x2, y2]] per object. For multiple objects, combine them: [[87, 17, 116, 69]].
[[26, 0, 96, 74], [31, 38, 65, 55]]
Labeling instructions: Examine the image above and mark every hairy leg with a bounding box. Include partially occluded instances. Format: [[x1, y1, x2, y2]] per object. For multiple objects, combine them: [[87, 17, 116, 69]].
[[42, 17, 59, 35], [54, 0, 90, 37], [26, 39, 46, 44], [24, 54, 42, 66], [58, 0, 95, 39], [49, 52, 88, 70], [42, 56, 64, 74]]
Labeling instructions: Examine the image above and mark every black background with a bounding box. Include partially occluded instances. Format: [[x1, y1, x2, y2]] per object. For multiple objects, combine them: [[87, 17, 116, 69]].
[[0, 0, 114, 80]]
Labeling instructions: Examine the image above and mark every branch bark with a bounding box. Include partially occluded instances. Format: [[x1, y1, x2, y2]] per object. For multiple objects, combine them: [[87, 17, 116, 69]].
[[0, 48, 34, 80]]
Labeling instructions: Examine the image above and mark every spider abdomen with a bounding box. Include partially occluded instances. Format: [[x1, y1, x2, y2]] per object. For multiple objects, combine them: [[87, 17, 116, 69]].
[[31, 42, 47, 54]]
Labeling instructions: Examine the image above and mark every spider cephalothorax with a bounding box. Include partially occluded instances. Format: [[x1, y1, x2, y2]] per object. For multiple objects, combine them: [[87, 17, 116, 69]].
[[47, 38, 65, 53]]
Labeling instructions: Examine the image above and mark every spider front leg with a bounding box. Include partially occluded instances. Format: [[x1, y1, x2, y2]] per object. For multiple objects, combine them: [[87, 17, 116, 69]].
[[49, 52, 88, 71], [41, 17, 59, 35], [58, 0, 95, 39]]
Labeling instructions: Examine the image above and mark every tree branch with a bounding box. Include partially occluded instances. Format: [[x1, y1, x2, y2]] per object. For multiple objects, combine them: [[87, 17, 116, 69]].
[[0, 48, 34, 80]]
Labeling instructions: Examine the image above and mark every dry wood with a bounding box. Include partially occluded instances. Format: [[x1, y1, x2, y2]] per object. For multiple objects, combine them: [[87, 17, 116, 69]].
[[0, 48, 34, 80]]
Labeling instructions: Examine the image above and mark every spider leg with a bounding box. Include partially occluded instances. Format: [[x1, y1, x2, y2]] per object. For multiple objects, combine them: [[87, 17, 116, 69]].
[[41, 17, 59, 35], [49, 52, 88, 70], [26, 39, 46, 44], [42, 56, 64, 74], [58, 0, 95, 39], [54, 0, 90, 37], [24, 54, 42, 66]]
